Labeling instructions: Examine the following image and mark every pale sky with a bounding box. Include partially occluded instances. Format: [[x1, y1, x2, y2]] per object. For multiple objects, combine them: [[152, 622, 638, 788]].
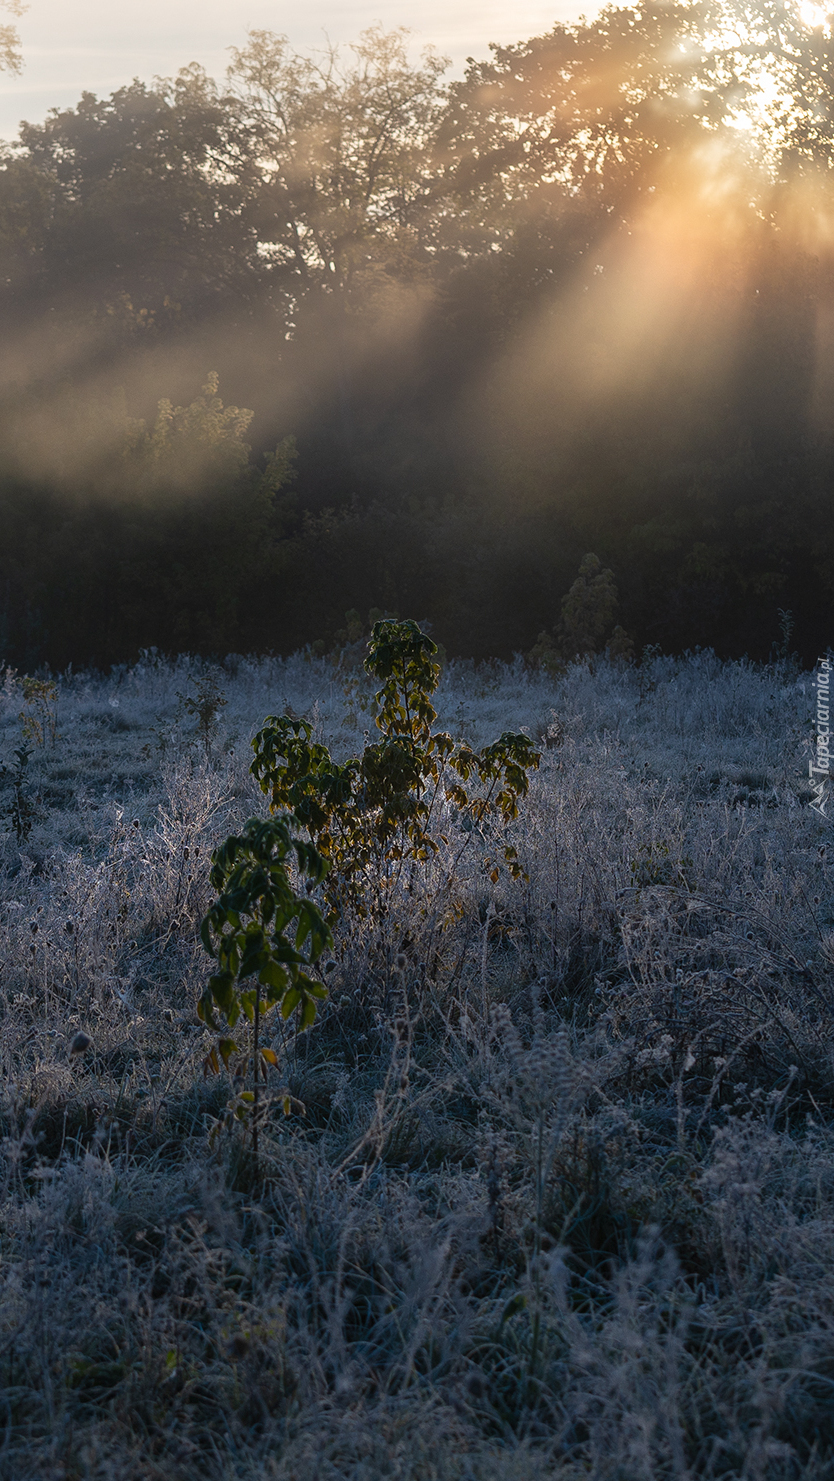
[[0, 0, 585, 140]]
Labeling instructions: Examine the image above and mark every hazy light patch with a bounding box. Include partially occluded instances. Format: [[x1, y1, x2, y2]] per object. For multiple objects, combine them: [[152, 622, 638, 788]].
[[798, 0, 832, 29], [726, 67, 782, 138], [461, 139, 761, 496]]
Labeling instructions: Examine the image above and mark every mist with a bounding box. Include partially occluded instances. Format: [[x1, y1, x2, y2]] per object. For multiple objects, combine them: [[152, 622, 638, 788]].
[[0, 3, 833, 668]]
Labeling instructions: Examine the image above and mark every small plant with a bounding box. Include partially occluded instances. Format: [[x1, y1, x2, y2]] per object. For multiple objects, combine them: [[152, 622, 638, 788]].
[[176, 675, 227, 757], [1, 664, 19, 705], [557, 554, 619, 661], [1, 745, 35, 843], [19, 676, 59, 748], [527, 555, 630, 670], [250, 619, 541, 922], [638, 643, 662, 701], [330, 605, 386, 664], [606, 624, 635, 663], [199, 816, 332, 1158], [772, 606, 797, 671], [526, 630, 565, 679], [334, 607, 366, 651]]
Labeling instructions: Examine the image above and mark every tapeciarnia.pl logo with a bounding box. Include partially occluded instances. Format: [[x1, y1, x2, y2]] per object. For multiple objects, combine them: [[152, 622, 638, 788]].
[[810, 656, 831, 817]]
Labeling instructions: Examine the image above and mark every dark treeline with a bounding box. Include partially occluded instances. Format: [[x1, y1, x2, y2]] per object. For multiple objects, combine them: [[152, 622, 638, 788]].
[[1, 1, 834, 668]]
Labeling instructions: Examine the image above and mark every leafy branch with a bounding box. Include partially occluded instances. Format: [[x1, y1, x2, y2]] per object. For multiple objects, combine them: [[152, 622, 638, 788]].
[[251, 618, 541, 921], [199, 815, 332, 1159]]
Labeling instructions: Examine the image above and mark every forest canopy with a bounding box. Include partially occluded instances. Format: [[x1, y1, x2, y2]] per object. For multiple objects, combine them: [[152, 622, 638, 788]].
[[1, 0, 834, 668]]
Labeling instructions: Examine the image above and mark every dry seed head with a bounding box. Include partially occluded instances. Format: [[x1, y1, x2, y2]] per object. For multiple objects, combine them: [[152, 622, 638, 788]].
[[491, 1002, 511, 1031], [490, 1002, 523, 1065], [527, 1038, 552, 1086]]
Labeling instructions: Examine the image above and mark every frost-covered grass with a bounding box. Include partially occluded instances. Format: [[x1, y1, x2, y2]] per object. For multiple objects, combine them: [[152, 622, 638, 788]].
[[0, 649, 832, 1480]]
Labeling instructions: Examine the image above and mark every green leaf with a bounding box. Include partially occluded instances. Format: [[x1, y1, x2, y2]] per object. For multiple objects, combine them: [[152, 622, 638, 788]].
[[270, 938, 305, 965], [218, 1037, 239, 1070], [200, 918, 217, 957], [238, 948, 268, 980], [281, 986, 301, 1019], [259, 959, 289, 992], [239, 987, 257, 1022], [210, 973, 236, 1016], [299, 994, 318, 1031]]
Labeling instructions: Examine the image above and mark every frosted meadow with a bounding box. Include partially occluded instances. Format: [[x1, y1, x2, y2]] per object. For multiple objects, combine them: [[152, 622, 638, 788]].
[[1, 647, 833, 1480]]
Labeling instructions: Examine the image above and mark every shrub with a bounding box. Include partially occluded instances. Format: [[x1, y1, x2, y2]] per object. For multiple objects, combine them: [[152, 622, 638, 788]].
[[19, 675, 59, 747], [250, 618, 541, 922], [198, 815, 332, 1155]]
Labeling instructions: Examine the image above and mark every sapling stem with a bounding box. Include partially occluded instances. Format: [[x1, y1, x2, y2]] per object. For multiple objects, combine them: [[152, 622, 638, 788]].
[[253, 985, 261, 1166]]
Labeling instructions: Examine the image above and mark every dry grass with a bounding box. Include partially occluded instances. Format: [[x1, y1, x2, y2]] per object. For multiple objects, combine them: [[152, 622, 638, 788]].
[[0, 648, 831, 1480]]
